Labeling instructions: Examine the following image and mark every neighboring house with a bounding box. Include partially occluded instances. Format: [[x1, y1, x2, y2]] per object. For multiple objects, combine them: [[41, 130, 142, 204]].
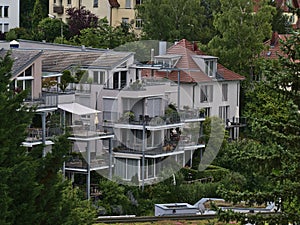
[[49, 0, 142, 32], [0, 0, 19, 33], [261, 32, 290, 60], [142, 39, 245, 140], [254, 0, 300, 29]]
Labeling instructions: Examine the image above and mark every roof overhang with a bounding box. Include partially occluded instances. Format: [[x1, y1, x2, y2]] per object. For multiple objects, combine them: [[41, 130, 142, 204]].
[[58, 103, 100, 115]]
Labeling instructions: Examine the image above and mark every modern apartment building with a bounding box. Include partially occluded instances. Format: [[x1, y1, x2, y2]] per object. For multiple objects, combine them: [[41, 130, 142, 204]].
[[0, 0, 19, 33], [49, 0, 142, 30], [0, 38, 244, 198]]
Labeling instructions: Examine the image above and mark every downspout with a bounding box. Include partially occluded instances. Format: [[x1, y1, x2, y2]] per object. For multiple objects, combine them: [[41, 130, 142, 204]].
[[192, 82, 197, 109], [110, 6, 112, 26]]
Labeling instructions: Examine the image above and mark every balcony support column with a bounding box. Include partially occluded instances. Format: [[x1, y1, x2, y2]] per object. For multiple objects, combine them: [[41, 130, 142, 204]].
[[41, 112, 46, 157], [141, 122, 146, 191], [109, 138, 113, 179], [86, 142, 91, 200]]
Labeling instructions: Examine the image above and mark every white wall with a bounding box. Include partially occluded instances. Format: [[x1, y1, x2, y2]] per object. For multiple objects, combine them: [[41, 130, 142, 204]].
[[180, 80, 240, 120], [0, 0, 19, 32]]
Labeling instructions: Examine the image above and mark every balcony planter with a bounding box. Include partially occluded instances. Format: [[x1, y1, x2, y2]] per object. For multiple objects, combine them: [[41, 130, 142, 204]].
[[199, 108, 206, 118]]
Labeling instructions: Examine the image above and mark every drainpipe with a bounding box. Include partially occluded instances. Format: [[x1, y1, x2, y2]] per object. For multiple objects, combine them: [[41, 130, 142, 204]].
[[141, 121, 146, 191], [109, 138, 112, 179], [192, 83, 197, 109], [41, 112, 46, 157]]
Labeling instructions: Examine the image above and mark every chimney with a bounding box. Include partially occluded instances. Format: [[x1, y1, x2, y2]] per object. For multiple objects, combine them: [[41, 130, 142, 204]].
[[270, 31, 278, 47], [159, 41, 167, 55]]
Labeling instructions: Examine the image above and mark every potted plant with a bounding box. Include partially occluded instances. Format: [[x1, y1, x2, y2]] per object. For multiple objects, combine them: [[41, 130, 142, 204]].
[[199, 108, 206, 118]]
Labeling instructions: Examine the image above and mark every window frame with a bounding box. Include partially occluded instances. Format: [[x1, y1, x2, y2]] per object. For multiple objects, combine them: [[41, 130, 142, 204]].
[[4, 6, 8, 18]]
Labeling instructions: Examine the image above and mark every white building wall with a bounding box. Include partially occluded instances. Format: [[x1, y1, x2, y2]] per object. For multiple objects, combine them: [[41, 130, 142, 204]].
[[179, 80, 240, 121], [0, 0, 19, 33]]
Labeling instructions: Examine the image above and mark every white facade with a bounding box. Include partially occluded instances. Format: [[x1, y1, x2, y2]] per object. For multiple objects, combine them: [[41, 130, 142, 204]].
[[0, 0, 19, 33]]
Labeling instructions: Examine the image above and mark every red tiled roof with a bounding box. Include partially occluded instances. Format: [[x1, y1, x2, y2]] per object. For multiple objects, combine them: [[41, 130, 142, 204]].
[[142, 39, 244, 83], [108, 0, 120, 8], [261, 32, 291, 60]]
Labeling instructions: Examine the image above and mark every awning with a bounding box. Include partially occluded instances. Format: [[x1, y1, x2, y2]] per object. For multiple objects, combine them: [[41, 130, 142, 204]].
[[58, 103, 100, 115]]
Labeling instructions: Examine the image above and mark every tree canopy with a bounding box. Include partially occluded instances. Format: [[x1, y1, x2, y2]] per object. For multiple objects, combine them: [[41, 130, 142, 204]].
[[208, 0, 275, 77], [214, 30, 300, 224], [136, 0, 218, 43], [0, 52, 96, 225], [66, 6, 99, 37]]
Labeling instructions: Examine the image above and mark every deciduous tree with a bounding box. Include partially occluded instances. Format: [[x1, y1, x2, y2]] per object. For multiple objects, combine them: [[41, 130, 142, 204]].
[[208, 0, 275, 77]]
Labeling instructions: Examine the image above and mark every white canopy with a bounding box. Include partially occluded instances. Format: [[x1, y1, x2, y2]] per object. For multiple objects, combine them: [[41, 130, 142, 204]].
[[58, 103, 100, 115]]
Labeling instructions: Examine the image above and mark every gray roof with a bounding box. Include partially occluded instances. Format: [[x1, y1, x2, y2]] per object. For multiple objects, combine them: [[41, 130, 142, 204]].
[[0, 49, 43, 76], [41, 50, 133, 72]]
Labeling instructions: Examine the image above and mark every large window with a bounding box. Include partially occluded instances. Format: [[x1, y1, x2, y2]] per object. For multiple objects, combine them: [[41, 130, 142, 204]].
[[93, 0, 98, 7], [115, 158, 139, 180], [219, 105, 230, 123], [4, 23, 8, 32], [103, 98, 118, 122], [140, 158, 154, 180], [125, 0, 131, 8], [4, 6, 8, 18], [135, 18, 142, 29], [200, 85, 213, 102], [93, 71, 105, 84], [122, 17, 129, 24], [205, 60, 215, 77], [0, 7, 2, 17], [222, 83, 228, 101]]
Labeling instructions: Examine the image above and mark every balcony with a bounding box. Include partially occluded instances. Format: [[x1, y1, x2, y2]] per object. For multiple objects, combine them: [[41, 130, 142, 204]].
[[53, 5, 64, 14], [69, 123, 114, 140], [25, 127, 62, 142], [65, 153, 110, 171], [226, 117, 247, 128], [24, 92, 58, 109]]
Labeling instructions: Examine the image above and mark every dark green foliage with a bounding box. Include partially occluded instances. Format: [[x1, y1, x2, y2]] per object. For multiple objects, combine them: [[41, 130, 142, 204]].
[[66, 6, 99, 37], [59, 70, 75, 92], [68, 18, 137, 49], [37, 18, 69, 42], [136, 0, 210, 43], [5, 28, 32, 41], [0, 52, 96, 224], [208, 0, 275, 77], [213, 32, 300, 223]]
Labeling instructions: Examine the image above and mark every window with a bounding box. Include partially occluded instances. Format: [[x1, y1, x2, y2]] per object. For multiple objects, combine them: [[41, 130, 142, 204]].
[[219, 106, 230, 123], [200, 85, 213, 102], [67, 0, 72, 4], [136, 0, 142, 5], [0, 24, 2, 32], [205, 60, 215, 77], [141, 158, 154, 179], [122, 17, 129, 24], [204, 107, 211, 117], [115, 158, 139, 180], [93, 71, 105, 84], [103, 98, 118, 122], [135, 18, 143, 28], [0, 6, 2, 17], [93, 0, 98, 7], [4, 6, 8, 18], [125, 0, 131, 8], [4, 23, 9, 32], [222, 83, 228, 101]]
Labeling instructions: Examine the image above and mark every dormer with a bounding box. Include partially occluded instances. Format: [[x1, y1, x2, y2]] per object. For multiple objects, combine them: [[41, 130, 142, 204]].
[[192, 55, 218, 78], [154, 54, 181, 68]]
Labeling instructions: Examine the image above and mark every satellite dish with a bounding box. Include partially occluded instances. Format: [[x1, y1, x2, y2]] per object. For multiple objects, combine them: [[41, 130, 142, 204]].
[[198, 203, 205, 214]]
